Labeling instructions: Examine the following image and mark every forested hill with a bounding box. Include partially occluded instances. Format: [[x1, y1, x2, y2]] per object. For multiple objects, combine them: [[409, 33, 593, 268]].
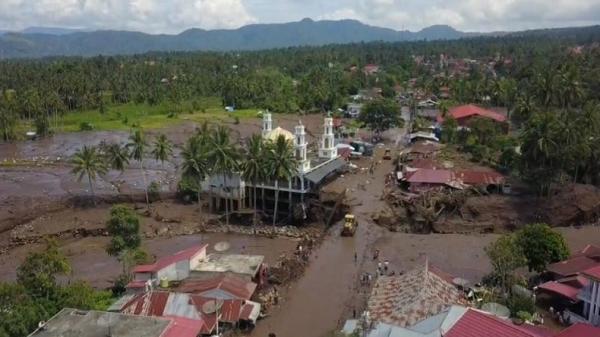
[[1, 19, 466, 59]]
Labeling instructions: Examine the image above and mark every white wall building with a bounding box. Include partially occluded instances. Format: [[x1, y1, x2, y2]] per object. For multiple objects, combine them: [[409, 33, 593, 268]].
[[579, 266, 600, 325]]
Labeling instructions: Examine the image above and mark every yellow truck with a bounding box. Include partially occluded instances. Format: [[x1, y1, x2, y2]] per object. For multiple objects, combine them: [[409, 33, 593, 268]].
[[341, 214, 358, 236]]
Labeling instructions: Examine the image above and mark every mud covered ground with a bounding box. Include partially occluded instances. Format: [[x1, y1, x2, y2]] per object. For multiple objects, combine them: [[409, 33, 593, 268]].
[[3, 115, 600, 337]]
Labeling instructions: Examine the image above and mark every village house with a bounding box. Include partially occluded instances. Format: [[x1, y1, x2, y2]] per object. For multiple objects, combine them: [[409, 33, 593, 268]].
[[110, 290, 261, 334], [127, 244, 267, 292], [358, 305, 560, 337], [366, 262, 465, 327], [437, 104, 507, 126], [127, 244, 208, 291], [536, 245, 600, 326], [29, 308, 202, 337], [363, 64, 380, 75]]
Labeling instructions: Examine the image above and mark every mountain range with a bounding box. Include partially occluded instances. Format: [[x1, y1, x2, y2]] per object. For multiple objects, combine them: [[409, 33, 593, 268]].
[[0, 19, 597, 59]]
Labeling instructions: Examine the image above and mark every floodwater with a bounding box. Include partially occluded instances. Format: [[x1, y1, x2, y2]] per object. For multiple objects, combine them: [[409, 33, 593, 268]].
[[0, 232, 297, 289]]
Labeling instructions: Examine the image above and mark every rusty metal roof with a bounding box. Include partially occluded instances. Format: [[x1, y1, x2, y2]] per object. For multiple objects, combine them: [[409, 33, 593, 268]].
[[176, 274, 257, 300]]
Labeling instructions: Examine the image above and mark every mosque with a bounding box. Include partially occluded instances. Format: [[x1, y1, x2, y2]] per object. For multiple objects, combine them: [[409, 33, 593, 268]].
[[204, 112, 346, 222]]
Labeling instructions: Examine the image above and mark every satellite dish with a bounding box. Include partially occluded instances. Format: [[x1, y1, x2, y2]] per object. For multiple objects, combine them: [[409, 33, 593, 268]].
[[214, 241, 231, 252], [202, 299, 223, 314]]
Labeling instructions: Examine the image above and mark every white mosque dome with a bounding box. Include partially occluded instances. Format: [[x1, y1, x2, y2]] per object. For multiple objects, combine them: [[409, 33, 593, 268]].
[[264, 126, 294, 143]]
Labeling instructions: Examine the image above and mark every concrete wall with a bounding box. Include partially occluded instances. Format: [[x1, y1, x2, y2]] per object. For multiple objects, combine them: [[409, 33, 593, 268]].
[[133, 272, 153, 282], [157, 264, 178, 281], [175, 260, 190, 280]]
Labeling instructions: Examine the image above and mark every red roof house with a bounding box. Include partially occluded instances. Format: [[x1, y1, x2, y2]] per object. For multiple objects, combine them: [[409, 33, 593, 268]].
[[554, 323, 600, 337], [363, 64, 380, 75], [128, 244, 208, 289], [437, 104, 507, 125], [445, 309, 552, 337], [583, 265, 600, 281], [455, 170, 506, 186], [546, 245, 600, 279]]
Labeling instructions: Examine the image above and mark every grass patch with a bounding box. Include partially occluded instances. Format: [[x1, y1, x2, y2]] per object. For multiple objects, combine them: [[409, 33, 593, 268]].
[[28, 97, 263, 133]]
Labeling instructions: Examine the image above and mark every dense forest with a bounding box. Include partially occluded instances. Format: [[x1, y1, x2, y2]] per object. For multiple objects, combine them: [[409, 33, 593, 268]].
[[1, 28, 600, 192]]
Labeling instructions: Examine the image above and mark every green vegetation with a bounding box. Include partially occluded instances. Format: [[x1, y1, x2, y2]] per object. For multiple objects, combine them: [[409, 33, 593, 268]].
[[485, 223, 568, 303], [106, 205, 142, 257], [70, 146, 108, 204], [267, 135, 299, 226], [485, 234, 527, 293], [105, 205, 148, 296], [358, 99, 404, 134], [0, 239, 111, 337], [515, 223, 569, 272]]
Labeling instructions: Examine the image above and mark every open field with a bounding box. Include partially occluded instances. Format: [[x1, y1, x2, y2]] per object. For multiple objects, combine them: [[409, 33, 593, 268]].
[[15, 97, 261, 134]]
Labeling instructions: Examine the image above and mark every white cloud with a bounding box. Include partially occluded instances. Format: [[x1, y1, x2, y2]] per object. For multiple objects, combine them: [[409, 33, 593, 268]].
[[0, 0, 257, 33], [0, 0, 599, 33], [318, 0, 600, 32]]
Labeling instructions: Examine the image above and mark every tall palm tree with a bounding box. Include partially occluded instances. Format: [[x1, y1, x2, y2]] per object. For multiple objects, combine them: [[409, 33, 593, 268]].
[[241, 134, 266, 225], [106, 143, 130, 173], [181, 135, 210, 210], [209, 125, 240, 226], [267, 135, 298, 226], [151, 134, 173, 168], [71, 146, 107, 204], [127, 129, 150, 207]]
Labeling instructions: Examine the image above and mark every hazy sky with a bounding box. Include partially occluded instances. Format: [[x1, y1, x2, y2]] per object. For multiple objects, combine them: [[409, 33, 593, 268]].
[[1, 0, 599, 33]]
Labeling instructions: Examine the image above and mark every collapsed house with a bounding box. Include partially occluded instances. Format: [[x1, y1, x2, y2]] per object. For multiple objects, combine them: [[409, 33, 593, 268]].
[[402, 168, 505, 193]]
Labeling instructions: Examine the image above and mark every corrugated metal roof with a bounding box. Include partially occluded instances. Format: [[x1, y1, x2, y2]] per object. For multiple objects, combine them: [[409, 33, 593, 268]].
[[455, 170, 505, 185], [405, 169, 453, 184], [583, 265, 600, 281], [537, 281, 581, 301], [555, 323, 600, 337], [162, 316, 204, 337], [176, 274, 257, 300], [438, 104, 507, 123], [445, 309, 545, 337], [546, 256, 600, 278], [133, 244, 207, 273], [305, 157, 346, 184]]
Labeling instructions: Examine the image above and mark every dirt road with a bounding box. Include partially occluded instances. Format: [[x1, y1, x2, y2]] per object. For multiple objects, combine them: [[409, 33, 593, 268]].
[[250, 134, 600, 337]]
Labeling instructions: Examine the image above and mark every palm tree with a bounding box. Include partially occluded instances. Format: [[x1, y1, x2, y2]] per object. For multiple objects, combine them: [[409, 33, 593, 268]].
[[71, 146, 107, 204], [267, 135, 298, 226], [241, 134, 266, 225], [181, 135, 210, 210], [106, 143, 130, 173], [127, 129, 150, 207], [151, 134, 173, 168], [209, 125, 240, 226]]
